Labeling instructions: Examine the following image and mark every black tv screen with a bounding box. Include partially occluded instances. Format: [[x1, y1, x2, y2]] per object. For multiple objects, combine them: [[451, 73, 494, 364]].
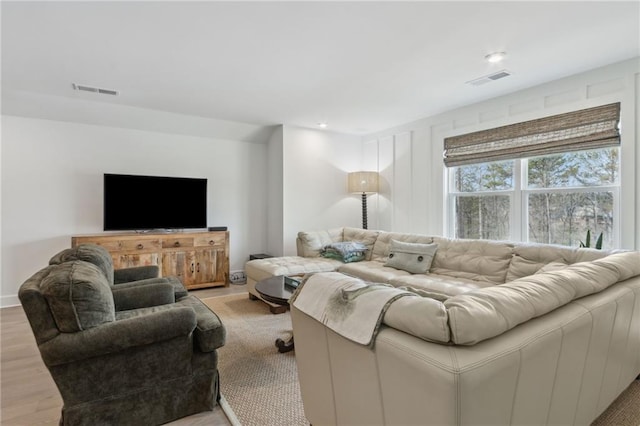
[[104, 173, 207, 231]]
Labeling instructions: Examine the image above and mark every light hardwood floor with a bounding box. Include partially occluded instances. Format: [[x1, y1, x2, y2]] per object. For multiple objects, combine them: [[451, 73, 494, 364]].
[[0, 284, 248, 426]]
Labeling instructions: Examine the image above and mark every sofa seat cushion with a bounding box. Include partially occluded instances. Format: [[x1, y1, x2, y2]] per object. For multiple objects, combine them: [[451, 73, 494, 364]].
[[371, 232, 434, 262], [246, 256, 342, 282], [431, 237, 513, 284], [389, 273, 492, 298], [41, 260, 115, 332], [338, 261, 411, 283], [116, 295, 225, 352]]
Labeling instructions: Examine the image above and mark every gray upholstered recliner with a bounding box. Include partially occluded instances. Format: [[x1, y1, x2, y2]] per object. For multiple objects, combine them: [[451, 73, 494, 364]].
[[19, 257, 226, 425], [49, 243, 189, 304]]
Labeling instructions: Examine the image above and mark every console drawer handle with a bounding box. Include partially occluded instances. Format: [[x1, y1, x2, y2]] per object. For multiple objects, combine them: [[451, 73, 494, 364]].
[[136, 244, 144, 249], [209, 240, 215, 245], [174, 241, 180, 247]]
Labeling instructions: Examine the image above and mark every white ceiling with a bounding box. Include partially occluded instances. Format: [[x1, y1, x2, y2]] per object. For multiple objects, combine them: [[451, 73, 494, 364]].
[[2, 1, 639, 136]]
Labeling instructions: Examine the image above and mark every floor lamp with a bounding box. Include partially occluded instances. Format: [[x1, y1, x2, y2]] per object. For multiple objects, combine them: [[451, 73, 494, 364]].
[[348, 171, 379, 229]]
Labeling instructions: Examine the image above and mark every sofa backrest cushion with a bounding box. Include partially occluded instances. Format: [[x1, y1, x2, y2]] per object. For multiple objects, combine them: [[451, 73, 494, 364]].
[[297, 228, 344, 257], [40, 260, 116, 333], [383, 295, 450, 343], [444, 251, 640, 345], [506, 243, 610, 281], [430, 237, 514, 284], [371, 232, 434, 262], [50, 244, 115, 285]]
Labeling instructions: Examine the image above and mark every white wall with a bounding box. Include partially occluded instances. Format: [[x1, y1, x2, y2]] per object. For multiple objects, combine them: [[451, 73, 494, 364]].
[[1, 115, 268, 306], [281, 126, 363, 255], [267, 125, 284, 256], [365, 58, 640, 249]]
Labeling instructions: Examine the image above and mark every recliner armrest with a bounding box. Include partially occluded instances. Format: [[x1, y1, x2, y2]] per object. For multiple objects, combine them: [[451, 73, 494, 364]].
[[176, 296, 226, 351], [114, 265, 159, 283], [113, 277, 189, 300], [39, 307, 197, 366], [112, 282, 175, 310]]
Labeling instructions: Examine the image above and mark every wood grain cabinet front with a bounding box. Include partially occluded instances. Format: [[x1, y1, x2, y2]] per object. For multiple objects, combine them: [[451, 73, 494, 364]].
[[72, 231, 229, 289]]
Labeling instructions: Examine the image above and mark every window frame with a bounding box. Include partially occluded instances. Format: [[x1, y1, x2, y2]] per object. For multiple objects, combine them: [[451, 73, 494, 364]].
[[446, 151, 621, 247]]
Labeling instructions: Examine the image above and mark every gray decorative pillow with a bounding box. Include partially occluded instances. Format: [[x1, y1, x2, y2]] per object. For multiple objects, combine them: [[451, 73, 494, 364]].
[[385, 240, 438, 274], [41, 260, 115, 332]]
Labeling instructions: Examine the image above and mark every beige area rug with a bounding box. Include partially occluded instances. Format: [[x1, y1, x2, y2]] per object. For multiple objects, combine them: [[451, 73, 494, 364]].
[[592, 380, 640, 426], [205, 294, 640, 426], [203, 294, 308, 426]]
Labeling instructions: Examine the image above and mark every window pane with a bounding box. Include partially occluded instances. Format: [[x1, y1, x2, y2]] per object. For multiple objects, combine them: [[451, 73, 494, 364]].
[[454, 195, 510, 240], [453, 160, 514, 192], [528, 192, 614, 248], [527, 148, 619, 189]]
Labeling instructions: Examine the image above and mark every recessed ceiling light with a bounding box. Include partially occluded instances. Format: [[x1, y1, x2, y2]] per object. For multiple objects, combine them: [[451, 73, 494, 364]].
[[485, 51, 507, 63], [317, 122, 328, 128]]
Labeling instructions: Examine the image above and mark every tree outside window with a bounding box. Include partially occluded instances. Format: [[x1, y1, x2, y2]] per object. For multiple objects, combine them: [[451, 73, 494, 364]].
[[449, 147, 619, 248]]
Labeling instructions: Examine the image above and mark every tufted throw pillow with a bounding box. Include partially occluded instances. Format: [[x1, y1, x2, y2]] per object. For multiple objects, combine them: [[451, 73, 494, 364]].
[[385, 240, 438, 274], [40, 260, 115, 332]]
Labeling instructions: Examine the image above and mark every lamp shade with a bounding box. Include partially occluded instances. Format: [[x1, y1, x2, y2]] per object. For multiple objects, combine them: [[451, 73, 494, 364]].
[[348, 171, 379, 194]]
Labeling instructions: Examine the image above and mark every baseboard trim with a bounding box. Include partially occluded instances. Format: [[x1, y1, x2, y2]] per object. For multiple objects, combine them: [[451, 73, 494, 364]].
[[1, 294, 20, 308], [219, 394, 241, 426]]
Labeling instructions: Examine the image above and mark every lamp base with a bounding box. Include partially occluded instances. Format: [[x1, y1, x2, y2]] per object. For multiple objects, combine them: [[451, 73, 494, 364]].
[[361, 192, 368, 230]]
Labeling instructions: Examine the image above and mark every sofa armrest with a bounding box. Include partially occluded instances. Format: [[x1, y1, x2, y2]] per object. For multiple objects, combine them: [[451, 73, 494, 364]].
[[112, 282, 175, 311], [39, 307, 197, 366], [114, 265, 159, 283]]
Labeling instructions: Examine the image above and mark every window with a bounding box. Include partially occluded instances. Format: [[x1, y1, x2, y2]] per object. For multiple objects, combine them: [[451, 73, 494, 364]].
[[451, 160, 513, 241], [449, 148, 619, 248], [444, 103, 621, 249]]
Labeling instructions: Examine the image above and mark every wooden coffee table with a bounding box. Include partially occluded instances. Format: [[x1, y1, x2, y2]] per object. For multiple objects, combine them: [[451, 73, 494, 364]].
[[255, 275, 296, 353]]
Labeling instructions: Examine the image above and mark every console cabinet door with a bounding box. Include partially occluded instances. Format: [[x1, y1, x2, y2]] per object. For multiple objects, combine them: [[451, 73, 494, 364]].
[[162, 249, 226, 289], [161, 250, 194, 286], [192, 249, 217, 286]]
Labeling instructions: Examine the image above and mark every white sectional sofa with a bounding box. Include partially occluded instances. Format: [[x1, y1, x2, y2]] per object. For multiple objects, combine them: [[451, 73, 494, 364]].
[[245, 227, 640, 425]]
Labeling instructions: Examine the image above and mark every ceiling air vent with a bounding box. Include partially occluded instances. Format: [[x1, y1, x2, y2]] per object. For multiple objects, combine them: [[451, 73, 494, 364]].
[[72, 83, 119, 96], [466, 69, 512, 86]]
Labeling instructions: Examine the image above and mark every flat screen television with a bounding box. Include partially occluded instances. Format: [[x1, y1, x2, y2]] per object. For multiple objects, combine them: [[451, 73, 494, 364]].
[[104, 173, 207, 231]]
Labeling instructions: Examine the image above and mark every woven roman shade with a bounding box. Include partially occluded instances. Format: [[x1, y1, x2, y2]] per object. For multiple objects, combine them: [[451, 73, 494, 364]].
[[443, 102, 621, 167]]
